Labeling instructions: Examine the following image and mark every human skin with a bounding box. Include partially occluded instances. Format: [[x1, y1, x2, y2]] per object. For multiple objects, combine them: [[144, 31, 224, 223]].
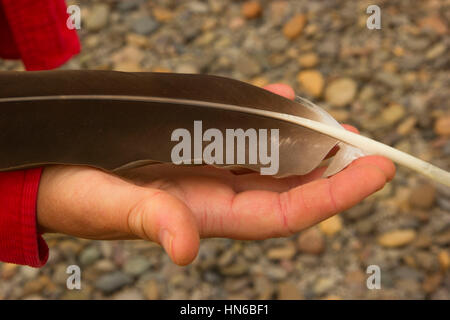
[[37, 84, 396, 266]]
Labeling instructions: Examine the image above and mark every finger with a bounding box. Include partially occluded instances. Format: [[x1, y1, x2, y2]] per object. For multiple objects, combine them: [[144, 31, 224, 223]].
[[263, 83, 296, 100], [38, 166, 200, 265], [212, 155, 395, 239]]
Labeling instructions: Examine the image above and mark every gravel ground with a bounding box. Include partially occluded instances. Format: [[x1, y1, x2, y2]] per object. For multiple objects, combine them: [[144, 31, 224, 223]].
[[0, 0, 449, 300]]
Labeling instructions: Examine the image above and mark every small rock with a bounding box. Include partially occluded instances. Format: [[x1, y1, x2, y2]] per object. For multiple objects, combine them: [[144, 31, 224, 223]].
[[325, 78, 358, 107], [414, 251, 439, 272], [219, 258, 248, 276], [381, 103, 405, 125], [111, 46, 144, 65], [434, 115, 450, 136], [113, 61, 142, 72], [319, 215, 343, 236], [1, 263, 18, 280], [241, 1, 262, 19], [297, 227, 325, 255], [344, 202, 374, 220], [265, 266, 288, 280], [254, 276, 274, 299], [313, 277, 335, 296], [79, 245, 101, 266], [132, 15, 159, 35], [224, 277, 250, 292], [117, 0, 141, 11], [422, 273, 443, 294], [20, 266, 40, 279], [377, 229, 417, 248], [175, 63, 199, 74], [144, 279, 160, 300], [297, 70, 324, 98], [123, 257, 152, 276], [86, 4, 110, 31], [152, 7, 173, 22], [22, 275, 51, 297], [298, 52, 319, 68], [438, 250, 450, 271], [235, 55, 262, 77], [283, 14, 307, 40], [409, 184, 436, 209], [426, 43, 446, 60], [126, 33, 149, 47], [95, 271, 133, 294], [113, 288, 144, 300], [328, 109, 349, 122], [396, 116, 417, 135], [277, 282, 303, 300], [218, 249, 236, 267], [267, 242, 297, 260], [93, 259, 116, 273]]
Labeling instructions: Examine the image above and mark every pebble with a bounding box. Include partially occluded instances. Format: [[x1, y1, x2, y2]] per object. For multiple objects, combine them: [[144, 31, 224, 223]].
[[297, 70, 324, 98], [131, 16, 159, 35], [79, 245, 101, 266], [254, 276, 274, 299], [283, 14, 307, 40], [1, 263, 18, 280], [22, 275, 51, 297], [438, 250, 450, 271], [325, 78, 358, 107], [123, 257, 152, 276], [377, 229, 417, 248], [414, 251, 439, 272], [219, 258, 248, 277], [409, 184, 436, 209], [266, 242, 297, 260], [277, 282, 303, 300], [86, 4, 110, 31], [422, 273, 443, 294], [297, 227, 325, 255], [396, 116, 417, 135], [113, 288, 144, 300], [298, 52, 319, 68], [144, 279, 160, 300], [152, 7, 174, 22], [94, 272, 133, 294], [434, 115, 450, 136], [382, 103, 406, 125], [241, 1, 262, 19], [265, 266, 288, 280], [235, 54, 262, 77], [313, 277, 335, 296], [319, 215, 343, 237]]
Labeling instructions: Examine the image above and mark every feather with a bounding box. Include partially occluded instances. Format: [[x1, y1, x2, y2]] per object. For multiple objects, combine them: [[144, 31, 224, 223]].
[[0, 70, 449, 187]]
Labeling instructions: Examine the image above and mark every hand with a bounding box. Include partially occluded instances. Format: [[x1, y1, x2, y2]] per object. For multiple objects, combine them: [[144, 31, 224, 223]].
[[37, 84, 395, 265]]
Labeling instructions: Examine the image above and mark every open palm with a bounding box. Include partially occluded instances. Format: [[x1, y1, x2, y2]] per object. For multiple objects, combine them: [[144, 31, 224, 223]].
[[37, 84, 395, 265]]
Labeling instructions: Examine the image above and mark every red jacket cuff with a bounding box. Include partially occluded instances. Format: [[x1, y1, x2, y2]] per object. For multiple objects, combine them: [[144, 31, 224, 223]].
[[0, 168, 48, 268]]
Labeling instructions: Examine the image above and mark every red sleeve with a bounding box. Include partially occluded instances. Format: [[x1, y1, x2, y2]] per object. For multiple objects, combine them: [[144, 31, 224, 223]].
[[0, 168, 48, 268], [0, 0, 80, 70]]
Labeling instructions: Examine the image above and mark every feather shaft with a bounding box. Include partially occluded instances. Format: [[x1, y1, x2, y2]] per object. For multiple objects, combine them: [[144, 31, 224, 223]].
[[0, 94, 448, 186]]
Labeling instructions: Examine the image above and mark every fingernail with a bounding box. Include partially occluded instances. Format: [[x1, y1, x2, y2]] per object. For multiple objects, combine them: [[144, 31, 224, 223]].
[[159, 229, 174, 257]]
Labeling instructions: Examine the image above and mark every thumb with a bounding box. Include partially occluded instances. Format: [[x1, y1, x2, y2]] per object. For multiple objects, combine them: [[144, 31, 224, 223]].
[[38, 165, 200, 266], [126, 188, 200, 266]]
